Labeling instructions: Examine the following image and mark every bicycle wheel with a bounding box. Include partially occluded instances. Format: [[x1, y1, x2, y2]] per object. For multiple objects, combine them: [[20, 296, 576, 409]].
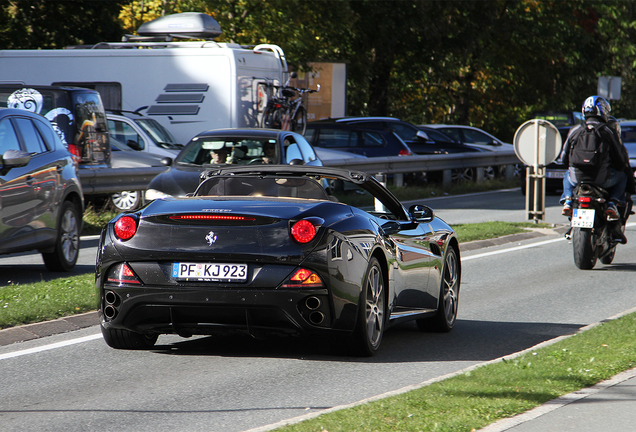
[[261, 106, 282, 129], [290, 106, 307, 134]]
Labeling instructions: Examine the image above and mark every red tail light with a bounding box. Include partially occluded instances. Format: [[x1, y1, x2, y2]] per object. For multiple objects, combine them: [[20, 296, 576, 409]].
[[291, 219, 317, 243], [114, 216, 138, 240], [579, 197, 592, 203], [106, 263, 141, 285], [398, 149, 412, 156], [281, 268, 324, 288], [67, 143, 82, 164]]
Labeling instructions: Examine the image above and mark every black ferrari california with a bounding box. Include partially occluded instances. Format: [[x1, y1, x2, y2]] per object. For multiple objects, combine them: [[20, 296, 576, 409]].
[[96, 166, 460, 356]]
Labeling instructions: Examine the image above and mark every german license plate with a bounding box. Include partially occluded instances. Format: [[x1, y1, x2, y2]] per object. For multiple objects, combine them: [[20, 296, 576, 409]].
[[571, 209, 595, 228], [172, 262, 247, 282], [546, 170, 566, 179]]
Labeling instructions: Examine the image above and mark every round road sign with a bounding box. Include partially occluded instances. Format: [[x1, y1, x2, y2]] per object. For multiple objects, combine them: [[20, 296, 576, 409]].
[[513, 119, 562, 167]]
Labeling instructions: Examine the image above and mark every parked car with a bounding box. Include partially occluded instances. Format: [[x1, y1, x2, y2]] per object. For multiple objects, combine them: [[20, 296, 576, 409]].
[[107, 137, 168, 211], [305, 118, 491, 183], [107, 110, 183, 158], [304, 120, 414, 157], [0, 108, 84, 271], [0, 85, 111, 168], [97, 165, 460, 355], [145, 128, 324, 200]]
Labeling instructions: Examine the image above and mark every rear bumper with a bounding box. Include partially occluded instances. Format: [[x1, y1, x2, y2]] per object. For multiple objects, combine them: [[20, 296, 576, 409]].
[[99, 284, 353, 338]]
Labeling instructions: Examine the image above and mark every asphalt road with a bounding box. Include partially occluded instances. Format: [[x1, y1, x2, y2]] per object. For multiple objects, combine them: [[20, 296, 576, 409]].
[[1, 188, 635, 432]]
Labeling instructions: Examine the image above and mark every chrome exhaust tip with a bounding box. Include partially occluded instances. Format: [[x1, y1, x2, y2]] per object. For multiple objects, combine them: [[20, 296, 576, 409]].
[[308, 311, 325, 325], [305, 296, 321, 310]]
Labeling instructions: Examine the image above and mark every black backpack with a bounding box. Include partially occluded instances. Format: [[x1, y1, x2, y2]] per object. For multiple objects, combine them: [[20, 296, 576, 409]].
[[568, 123, 609, 174]]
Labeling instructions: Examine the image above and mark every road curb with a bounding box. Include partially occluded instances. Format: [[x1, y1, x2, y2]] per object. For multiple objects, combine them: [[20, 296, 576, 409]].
[[0, 311, 98, 347]]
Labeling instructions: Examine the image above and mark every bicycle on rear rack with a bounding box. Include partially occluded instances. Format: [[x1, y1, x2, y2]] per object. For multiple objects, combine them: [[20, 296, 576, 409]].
[[260, 73, 320, 135]]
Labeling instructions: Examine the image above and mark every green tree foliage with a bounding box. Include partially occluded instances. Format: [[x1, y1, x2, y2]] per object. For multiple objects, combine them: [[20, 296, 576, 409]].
[[0, 0, 127, 48]]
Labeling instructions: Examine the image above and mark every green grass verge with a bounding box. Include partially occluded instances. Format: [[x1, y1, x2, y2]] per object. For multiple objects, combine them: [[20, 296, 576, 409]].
[[275, 313, 636, 432], [0, 273, 95, 328]]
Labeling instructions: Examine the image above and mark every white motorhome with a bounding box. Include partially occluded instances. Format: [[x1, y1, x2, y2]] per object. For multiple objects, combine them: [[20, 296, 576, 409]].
[[0, 13, 288, 144]]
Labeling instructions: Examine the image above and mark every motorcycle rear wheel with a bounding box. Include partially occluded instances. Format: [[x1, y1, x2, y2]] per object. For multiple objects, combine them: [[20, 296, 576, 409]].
[[572, 227, 597, 269]]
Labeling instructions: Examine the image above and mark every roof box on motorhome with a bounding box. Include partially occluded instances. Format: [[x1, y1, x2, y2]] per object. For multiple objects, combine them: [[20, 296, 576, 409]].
[[136, 12, 222, 40]]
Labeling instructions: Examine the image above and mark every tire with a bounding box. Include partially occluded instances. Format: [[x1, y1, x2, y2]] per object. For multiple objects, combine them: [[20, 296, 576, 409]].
[[101, 323, 158, 350], [484, 166, 496, 181], [110, 190, 141, 212], [351, 257, 386, 356], [42, 200, 81, 272], [290, 106, 307, 135], [451, 167, 475, 183], [262, 107, 282, 129], [572, 227, 597, 269], [417, 246, 460, 332]]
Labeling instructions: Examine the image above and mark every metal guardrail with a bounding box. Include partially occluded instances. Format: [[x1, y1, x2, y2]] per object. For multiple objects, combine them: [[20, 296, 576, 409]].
[[78, 166, 168, 195], [76, 150, 521, 195], [320, 150, 520, 174]]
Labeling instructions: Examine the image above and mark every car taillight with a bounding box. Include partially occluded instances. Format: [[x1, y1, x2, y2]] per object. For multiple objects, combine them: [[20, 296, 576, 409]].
[[281, 268, 324, 288], [290, 219, 317, 243], [398, 149, 412, 156], [114, 216, 138, 240], [67, 143, 82, 164], [106, 263, 141, 285]]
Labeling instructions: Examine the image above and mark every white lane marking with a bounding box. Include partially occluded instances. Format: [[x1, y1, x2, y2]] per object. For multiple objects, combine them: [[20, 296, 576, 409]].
[[463, 221, 636, 261], [0, 333, 102, 361]]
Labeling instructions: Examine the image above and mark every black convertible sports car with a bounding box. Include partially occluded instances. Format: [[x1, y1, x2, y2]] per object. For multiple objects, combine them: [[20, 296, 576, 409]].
[[96, 166, 461, 356]]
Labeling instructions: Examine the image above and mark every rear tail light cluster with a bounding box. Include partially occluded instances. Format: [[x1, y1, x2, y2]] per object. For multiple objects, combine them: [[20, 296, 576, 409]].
[[398, 149, 413, 156], [114, 215, 138, 240], [67, 143, 82, 164], [106, 263, 141, 285], [282, 268, 324, 288], [291, 219, 316, 243]]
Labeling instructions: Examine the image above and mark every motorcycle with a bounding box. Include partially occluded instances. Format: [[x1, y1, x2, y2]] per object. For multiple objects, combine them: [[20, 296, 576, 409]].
[[566, 182, 631, 269]]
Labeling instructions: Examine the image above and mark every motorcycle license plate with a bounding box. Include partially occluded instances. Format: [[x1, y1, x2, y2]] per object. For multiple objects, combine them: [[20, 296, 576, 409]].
[[571, 209, 595, 228]]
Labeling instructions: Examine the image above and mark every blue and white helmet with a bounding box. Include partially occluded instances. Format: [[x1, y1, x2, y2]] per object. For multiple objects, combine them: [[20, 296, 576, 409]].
[[582, 96, 611, 122]]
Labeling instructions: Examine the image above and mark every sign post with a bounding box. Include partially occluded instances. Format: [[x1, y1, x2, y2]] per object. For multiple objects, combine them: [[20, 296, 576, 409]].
[[513, 120, 562, 222]]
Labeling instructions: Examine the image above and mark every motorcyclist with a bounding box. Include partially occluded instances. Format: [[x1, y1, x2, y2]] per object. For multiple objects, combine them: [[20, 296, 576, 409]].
[[559, 96, 629, 221]]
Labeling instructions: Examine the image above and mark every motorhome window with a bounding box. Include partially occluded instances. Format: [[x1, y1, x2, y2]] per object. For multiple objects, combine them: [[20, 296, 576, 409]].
[[14, 118, 48, 154], [0, 119, 21, 154]]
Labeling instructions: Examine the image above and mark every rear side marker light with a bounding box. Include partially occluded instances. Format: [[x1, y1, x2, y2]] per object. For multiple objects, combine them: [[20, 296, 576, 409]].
[[114, 216, 138, 240], [282, 268, 324, 288], [169, 215, 255, 221], [106, 263, 141, 285]]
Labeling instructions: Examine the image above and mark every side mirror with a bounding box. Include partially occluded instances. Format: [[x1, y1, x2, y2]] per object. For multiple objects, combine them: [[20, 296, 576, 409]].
[[161, 157, 173, 166], [289, 158, 304, 165], [416, 130, 430, 141], [409, 204, 434, 222], [1, 149, 31, 170]]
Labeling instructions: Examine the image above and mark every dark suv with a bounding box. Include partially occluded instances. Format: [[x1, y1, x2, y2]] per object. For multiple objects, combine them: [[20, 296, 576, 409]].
[[0, 108, 84, 271], [306, 117, 483, 156], [0, 85, 111, 167]]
